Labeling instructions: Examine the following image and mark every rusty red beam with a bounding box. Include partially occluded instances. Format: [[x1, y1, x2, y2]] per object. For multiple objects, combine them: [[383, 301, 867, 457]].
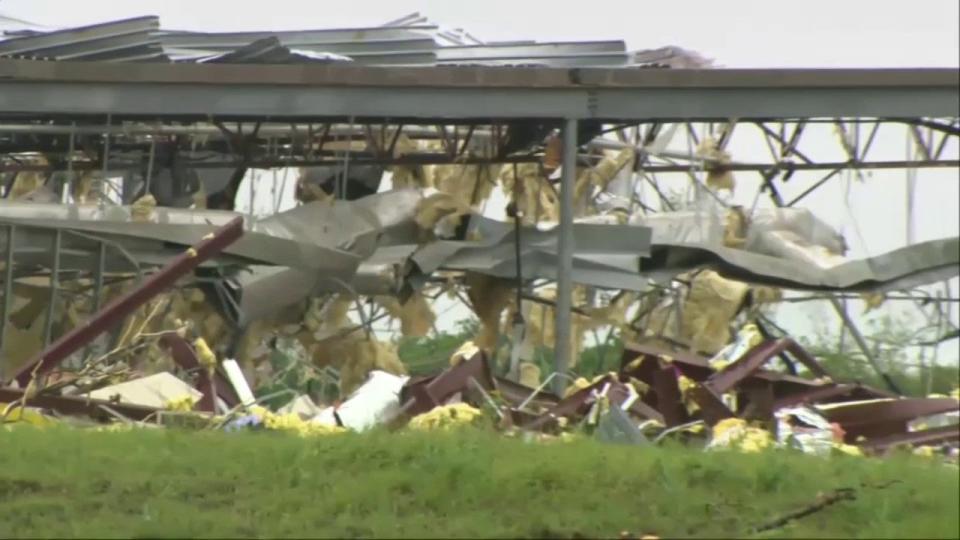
[[706, 338, 832, 395], [772, 383, 893, 410], [859, 424, 960, 452], [652, 366, 688, 427], [395, 351, 495, 423], [707, 339, 790, 394], [159, 332, 239, 411], [689, 383, 737, 425], [494, 376, 560, 410], [622, 341, 827, 392], [773, 383, 857, 410], [783, 340, 832, 379], [820, 398, 960, 443], [520, 376, 664, 431], [0, 387, 160, 422], [10, 216, 245, 386]]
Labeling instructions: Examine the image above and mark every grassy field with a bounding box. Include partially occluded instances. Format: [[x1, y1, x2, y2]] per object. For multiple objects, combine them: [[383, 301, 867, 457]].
[[1, 426, 957, 539]]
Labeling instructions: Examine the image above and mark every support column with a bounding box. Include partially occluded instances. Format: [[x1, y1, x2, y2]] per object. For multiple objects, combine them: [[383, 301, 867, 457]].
[[554, 118, 577, 395]]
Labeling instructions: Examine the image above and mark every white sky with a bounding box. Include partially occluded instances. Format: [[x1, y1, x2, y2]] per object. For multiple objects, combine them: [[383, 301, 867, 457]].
[[3, 0, 959, 68], [3, 0, 959, 363]]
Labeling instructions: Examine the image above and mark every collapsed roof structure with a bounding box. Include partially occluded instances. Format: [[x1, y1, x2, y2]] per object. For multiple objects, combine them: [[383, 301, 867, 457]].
[[0, 12, 958, 452]]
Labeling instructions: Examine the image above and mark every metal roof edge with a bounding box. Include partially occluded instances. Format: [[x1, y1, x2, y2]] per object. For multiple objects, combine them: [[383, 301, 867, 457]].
[[0, 59, 957, 90]]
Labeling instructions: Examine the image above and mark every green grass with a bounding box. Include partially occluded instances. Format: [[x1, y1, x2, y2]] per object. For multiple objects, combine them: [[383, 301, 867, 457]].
[[1, 427, 958, 539]]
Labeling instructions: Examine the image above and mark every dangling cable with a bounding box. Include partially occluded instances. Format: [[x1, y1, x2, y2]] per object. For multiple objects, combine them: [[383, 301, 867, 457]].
[[507, 162, 526, 380]]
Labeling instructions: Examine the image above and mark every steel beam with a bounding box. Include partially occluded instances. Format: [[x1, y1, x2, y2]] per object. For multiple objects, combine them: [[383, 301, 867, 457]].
[[0, 387, 161, 422], [1, 83, 954, 120], [859, 424, 960, 452], [0, 224, 14, 381], [553, 118, 576, 395], [0, 61, 956, 120], [9, 216, 244, 386]]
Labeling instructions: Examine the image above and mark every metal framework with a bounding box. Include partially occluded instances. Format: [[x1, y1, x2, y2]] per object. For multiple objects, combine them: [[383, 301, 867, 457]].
[[0, 59, 958, 388]]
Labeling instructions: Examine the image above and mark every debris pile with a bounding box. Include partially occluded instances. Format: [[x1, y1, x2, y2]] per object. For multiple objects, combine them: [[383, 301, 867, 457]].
[[7, 317, 956, 464]]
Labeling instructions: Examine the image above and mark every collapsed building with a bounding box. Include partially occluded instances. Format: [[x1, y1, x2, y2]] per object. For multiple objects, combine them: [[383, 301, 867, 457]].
[[0, 13, 958, 456]]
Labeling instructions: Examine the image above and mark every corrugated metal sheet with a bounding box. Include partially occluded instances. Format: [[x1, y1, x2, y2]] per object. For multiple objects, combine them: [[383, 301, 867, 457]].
[[0, 12, 711, 68], [197, 37, 352, 64], [0, 16, 165, 62]]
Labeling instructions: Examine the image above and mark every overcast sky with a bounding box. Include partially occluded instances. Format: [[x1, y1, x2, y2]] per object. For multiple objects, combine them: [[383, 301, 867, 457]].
[[3, 0, 959, 362], [3, 0, 959, 68]]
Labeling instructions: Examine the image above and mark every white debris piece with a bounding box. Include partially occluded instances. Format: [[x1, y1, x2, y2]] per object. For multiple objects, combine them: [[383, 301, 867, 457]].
[[775, 406, 836, 455], [221, 358, 257, 407], [312, 370, 409, 432], [87, 372, 202, 409]]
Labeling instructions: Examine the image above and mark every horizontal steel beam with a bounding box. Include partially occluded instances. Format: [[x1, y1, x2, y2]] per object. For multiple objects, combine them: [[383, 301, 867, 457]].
[[0, 154, 544, 173], [0, 387, 160, 422], [0, 61, 956, 120], [639, 160, 960, 173], [1, 83, 955, 121]]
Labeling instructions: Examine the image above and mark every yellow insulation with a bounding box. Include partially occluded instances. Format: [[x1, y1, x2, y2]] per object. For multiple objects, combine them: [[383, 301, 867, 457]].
[[130, 194, 157, 223], [427, 163, 500, 208], [573, 148, 635, 214], [723, 207, 749, 248], [413, 191, 472, 241], [8, 156, 48, 200], [408, 403, 483, 430], [499, 163, 559, 224], [518, 362, 542, 388], [697, 136, 736, 193], [465, 273, 514, 350], [375, 291, 436, 337]]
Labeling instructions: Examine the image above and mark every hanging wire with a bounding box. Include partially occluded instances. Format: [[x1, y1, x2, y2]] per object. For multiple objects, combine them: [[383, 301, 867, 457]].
[[142, 135, 156, 199]]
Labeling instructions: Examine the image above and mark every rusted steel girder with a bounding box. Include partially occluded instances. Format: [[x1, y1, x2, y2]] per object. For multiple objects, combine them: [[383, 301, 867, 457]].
[[394, 351, 496, 423], [159, 332, 240, 412], [820, 398, 960, 443], [706, 338, 831, 395], [859, 424, 960, 453], [521, 375, 664, 431], [9, 216, 244, 386], [0, 387, 160, 422], [652, 366, 688, 427], [773, 383, 894, 410]]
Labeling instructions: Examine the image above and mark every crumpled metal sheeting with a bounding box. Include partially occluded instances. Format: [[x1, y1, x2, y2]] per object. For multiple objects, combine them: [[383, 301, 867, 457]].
[[254, 189, 427, 253], [630, 206, 847, 258], [225, 245, 414, 326], [0, 202, 361, 273], [641, 236, 960, 293], [411, 215, 652, 291]]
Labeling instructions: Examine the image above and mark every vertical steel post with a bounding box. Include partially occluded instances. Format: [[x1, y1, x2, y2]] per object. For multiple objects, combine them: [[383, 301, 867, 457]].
[[82, 241, 109, 364], [0, 224, 15, 380], [554, 118, 577, 395], [61, 124, 75, 203], [41, 229, 62, 347]]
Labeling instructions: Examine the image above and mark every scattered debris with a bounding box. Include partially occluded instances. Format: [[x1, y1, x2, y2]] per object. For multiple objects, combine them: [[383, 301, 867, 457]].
[[87, 372, 202, 410]]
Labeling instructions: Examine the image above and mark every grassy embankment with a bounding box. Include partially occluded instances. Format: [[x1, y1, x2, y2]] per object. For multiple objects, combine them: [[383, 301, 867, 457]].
[[1, 426, 958, 538]]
